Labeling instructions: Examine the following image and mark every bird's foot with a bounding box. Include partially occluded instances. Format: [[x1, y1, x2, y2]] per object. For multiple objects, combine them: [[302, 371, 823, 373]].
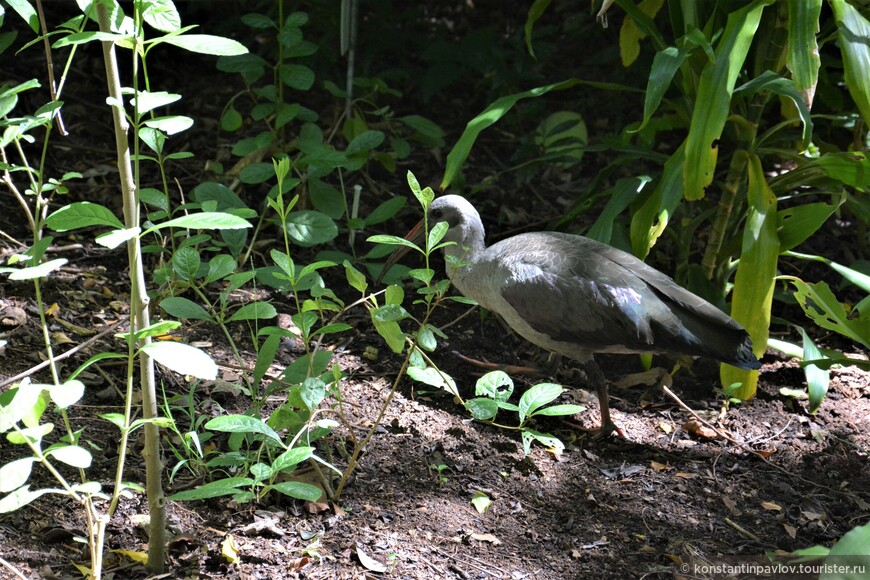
[[587, 419, 626, 440]]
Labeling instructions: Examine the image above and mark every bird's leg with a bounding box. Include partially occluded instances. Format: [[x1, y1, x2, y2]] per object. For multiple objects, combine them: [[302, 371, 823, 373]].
[[583, 360, 625, 439]]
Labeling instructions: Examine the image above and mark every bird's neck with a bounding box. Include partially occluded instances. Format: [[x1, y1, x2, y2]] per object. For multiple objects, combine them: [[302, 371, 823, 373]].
[[442, 228, 485, 282]]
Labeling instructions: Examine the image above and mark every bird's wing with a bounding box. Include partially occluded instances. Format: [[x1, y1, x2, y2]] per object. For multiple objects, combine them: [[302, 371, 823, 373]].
[[497, 235, 662, 352], [497, 233, 757, 365]]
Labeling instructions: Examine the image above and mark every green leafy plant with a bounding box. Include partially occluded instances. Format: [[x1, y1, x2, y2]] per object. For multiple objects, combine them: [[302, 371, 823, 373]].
[[438, 1, 870, 409], [0, 0, 248, 574], [367, 172, 585, 457]]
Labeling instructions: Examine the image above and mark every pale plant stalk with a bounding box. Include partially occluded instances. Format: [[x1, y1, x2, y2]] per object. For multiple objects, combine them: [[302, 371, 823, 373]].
[[96, 4, 166, 573]]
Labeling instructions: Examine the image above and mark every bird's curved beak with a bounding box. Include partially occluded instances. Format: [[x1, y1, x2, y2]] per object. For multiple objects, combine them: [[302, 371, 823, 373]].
[[376, 218, 425, 284]]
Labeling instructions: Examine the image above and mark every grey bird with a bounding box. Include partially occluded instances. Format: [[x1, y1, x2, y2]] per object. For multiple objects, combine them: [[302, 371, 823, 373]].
[[393, 194, 761, 437]]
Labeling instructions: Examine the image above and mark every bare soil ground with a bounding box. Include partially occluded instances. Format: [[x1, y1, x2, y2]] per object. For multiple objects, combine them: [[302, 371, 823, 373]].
[[1, 3, 869, 579]]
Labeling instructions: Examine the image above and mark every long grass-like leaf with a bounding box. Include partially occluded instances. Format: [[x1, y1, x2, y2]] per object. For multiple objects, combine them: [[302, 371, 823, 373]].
[[683, 0, 773, 200], [441, 79, 641, 190], [786, 0, 822, 109], [721, 152, 779, 399], [830, 0, 870, 125]]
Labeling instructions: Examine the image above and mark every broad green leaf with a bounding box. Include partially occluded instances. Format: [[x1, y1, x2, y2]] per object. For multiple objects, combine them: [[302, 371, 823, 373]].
[[52, 31, 129, 49], [278, 64, 314, 90], [367, 234, 420, 252], [131, 90, 181, 115], [46, 202, 124, 231], [47, 445, 92, 468], [154, 34, 248, 56], [830, 0, 870, 126], [632, 46, 685, 132], [531, 404, 586, 417], [226, 302, 277, 322], [465, 397, 499, 420], [143, 212, 251, 235], [141, 341, 218, 380], [266, 481, 322, 502], [518, 383, 563, 423], [786, 252, 870, 294], [823, 521, 870, 575], [49, 380, 85, 409], [206, 415, 282, 445], [777, 199, 843, 253], [364, 197, 406, 226], [280, 350, 332, 384], [205, 254, 237, 284], [373, 319, 404, 353], [253, 334, 280, 389], [159, 297, 212, 321], [239, 162, 275, 184], [398, 116, 444, 148], [0, 485, 55, 513], [95, 227, 140, 249], [142, 115, 193, 135], [0, 382, 43, 433], [683, 0, 773, 200], [520, 429, 565, 456], [7, 258, 67, 280], [385, 285, 404, 305], [6, 0, 39, 32], [124, 320, 181, 340], [618, 0, 667, 67], [285, 211, 338, 246], [141, 0, 181, 32], [475, 371, 514, 402], [271, 446, 314, 473], [782, 277, 870, 350], [344, 261, 368, 293], [172, 246, 201, 282], [722, 152, 779, 399], [0, 458, 35, 492], [406, 366, 458, 397], [346, 130, 385, 155], [167, 477, 254, 501]]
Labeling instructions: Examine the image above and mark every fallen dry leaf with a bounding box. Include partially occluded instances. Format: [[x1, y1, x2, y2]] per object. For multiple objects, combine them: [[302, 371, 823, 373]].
[[761, 501, 782, 511], [470, 532, 501, 545], [682, 418, 720, 440]]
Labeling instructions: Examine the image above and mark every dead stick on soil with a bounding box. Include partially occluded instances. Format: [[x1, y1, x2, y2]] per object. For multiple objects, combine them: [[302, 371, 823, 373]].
[[724, 517, 761, 543], [661, 385, 862, 503], [0, 557, 28, 580], [0, 318, 125, 388]]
